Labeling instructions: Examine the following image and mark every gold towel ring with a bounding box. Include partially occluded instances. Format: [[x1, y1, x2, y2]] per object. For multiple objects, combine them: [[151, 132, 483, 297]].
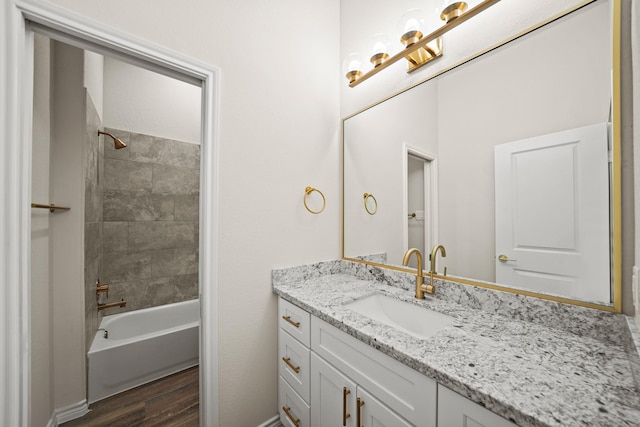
[[304, 187, 326, 214], [363, 193, 378, 215]]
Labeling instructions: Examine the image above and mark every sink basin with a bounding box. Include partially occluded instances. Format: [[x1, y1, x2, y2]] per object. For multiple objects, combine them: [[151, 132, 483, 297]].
[[345, 294, 454, 340]]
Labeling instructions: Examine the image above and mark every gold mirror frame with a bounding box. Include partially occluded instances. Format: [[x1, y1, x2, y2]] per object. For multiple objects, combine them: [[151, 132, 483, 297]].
[[341, 0, 622, 313]]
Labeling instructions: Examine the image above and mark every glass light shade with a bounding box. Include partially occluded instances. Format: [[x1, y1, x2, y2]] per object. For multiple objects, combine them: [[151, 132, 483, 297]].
[[396, 8, 425, 45], [369, 33, 391, 67], [342, 52, 366, 84]]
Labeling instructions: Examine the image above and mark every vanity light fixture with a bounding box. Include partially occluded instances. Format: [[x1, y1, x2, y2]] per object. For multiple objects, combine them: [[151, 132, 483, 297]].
[[369, 33, 392, 67], [397, 8, 443, 72], [441, 1, 468, 23], [346, 0, 500, 87], [343, 52, 366, 85]]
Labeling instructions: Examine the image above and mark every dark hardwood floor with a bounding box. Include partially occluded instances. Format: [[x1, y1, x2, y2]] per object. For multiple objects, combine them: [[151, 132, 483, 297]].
[[62, 366, 199, 426]]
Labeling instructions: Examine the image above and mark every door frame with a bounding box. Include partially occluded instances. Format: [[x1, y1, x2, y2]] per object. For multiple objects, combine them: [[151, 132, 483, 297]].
[[1, 1, 220, 426], [402, 143, 438, 257]]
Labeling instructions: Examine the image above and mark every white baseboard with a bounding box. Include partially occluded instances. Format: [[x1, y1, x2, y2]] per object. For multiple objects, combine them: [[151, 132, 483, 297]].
[[46, 400, 90, 427], [257, 414, 283, 427]]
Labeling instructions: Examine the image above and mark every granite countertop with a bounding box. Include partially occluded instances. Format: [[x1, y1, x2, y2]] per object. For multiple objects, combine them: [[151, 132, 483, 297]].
[[272, 269, 640, 427]]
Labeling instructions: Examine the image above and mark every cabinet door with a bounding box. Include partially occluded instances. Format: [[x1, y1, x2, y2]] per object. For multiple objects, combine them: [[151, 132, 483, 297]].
[[438, 385, 517, 427], [357, 386, 412, 427], [311, 352, 357, 427]]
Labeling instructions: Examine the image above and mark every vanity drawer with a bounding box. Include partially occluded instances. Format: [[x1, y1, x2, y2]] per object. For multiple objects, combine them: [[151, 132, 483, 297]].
[[311, 316, 437, 427], [279, 298, 311, 347], [279, 328, 310, 403], [279, 375, 310, 427]]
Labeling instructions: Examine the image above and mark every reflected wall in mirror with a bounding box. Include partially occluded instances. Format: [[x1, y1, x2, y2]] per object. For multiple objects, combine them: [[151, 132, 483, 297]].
[[343, 0, 619, 308]]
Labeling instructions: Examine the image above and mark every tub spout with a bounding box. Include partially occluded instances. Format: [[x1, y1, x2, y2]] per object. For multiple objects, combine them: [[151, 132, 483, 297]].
[[97, 328, 109, 339], [98, 299, 126, 311]]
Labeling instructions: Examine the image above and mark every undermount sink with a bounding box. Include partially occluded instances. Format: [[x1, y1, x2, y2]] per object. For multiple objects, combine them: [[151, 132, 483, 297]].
[[345, 294, 454, 340]]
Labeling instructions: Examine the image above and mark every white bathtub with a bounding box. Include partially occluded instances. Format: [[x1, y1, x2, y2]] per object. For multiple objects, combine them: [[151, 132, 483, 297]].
[[88, 299, 199, 403]]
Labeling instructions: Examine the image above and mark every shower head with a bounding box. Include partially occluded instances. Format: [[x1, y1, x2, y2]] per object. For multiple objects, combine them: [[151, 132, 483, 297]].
[[98, 130, 127, 149]]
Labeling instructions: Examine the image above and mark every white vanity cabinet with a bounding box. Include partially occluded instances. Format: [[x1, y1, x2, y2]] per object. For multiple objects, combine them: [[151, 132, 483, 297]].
[[311, 352, 412, 427], [277, 297, 514, 427], [310, 315, 437, 427], [437, 385, 517, 427], [278, 299, 312, 427]]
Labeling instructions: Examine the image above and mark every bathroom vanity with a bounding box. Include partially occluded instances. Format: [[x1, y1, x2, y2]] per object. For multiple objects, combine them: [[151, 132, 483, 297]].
[[273, 261, 640, 427]]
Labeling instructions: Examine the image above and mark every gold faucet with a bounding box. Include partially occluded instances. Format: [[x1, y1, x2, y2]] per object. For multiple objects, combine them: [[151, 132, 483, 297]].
[[97, 299, 126, 311], [96, 279, 109, 299], [402, 248, 435, 299], [429, 244, 447, 292]]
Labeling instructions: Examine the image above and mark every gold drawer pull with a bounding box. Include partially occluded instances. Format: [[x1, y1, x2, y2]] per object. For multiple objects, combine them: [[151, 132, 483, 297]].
[[282, 406, 300, 427], [357, 397, 365, 427], [282, 315, 300, 328], [343, 387, 351, 426], [282, 357, 301, 373]]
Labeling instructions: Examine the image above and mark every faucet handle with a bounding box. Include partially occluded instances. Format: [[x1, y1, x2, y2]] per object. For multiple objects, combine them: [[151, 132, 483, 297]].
[[96, 281, 110, 298]]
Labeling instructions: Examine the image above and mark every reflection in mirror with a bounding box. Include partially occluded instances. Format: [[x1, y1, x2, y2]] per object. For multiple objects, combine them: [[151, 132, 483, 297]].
[[343, 0, 618, 307]]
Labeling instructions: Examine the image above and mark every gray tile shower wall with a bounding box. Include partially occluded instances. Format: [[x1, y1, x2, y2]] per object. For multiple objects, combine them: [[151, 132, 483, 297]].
[[101, 127, 200, 314], [84, 90, 103, 352]]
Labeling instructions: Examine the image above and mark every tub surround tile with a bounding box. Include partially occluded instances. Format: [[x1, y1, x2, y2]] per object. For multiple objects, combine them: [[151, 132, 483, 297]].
[[103, 222, 128, 253], [104, 190, 175, 222], [151, 164, 199, 195], [104, 158, 153, 191], [272, 260, 640, 427], [103, 252, 153, 283], [174, 194, 199, 221], [126, 132, 200, 169], [84, 92, 103, 355], [151, 248, 199, 277], [84, 222, 102, 263], [99, 128, 200, 315], [106, 274, 198, 313], [84, 179, 103, 223], [128, 221, 196, 252]]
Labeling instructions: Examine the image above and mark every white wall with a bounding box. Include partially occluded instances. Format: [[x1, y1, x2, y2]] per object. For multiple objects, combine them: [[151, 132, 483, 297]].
[[50, 40, 87, 413], [103, 57, 201, 144], [30, 33, 53, 427], [31, 1, 341, 425]]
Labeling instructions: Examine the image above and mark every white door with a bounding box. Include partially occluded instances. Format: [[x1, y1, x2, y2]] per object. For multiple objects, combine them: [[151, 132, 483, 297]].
[[404, 146, 438, 268], [494, 123, 610, 302]]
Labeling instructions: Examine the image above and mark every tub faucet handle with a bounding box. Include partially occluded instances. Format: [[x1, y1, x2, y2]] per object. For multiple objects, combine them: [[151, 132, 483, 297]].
[[96, 279, 110, 298]]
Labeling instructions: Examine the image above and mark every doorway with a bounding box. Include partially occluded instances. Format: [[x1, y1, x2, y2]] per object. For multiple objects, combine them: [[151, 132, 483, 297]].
[[5, 4, 220, 426], [403, 144, 438, 269]]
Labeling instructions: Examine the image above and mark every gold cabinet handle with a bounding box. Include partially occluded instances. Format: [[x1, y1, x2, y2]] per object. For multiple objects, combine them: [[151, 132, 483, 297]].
[[282, 315, 300, 328], [343, 387, 351, 426], [498, 254, 518, 262], [282, 357, 300, 374], [282, 406, 300, 427], [357, 397, 365, 427]]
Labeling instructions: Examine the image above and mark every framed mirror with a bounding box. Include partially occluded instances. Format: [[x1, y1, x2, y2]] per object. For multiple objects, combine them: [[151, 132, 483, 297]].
[[342, 0, 622, 311]]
